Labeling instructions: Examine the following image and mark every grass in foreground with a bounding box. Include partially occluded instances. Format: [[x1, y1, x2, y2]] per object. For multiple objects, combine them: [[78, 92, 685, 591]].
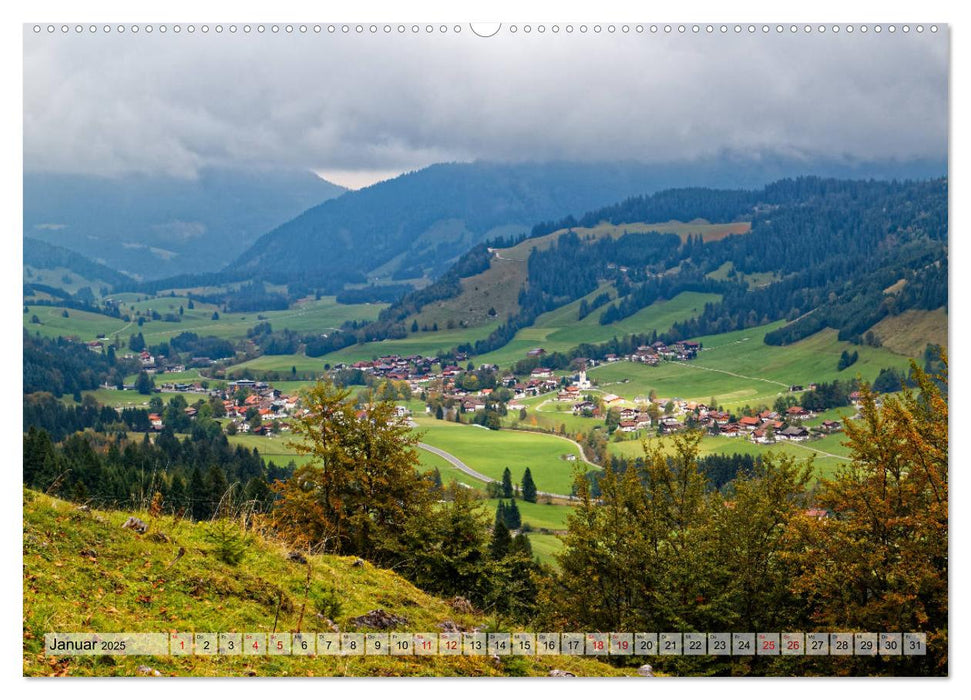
[[23, 491, 628, 677]]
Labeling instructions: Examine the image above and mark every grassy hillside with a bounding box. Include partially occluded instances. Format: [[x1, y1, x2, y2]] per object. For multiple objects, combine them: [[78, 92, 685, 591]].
[[476, 290, 721, 367], [23, 491, 627, 677], [868, 308, 947, 357], [589, 322, 915, 410], [23, 295, 384, 346]]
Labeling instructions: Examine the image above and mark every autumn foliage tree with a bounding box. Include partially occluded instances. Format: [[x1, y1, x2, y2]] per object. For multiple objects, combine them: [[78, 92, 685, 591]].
[[270, 381, 432, 560], [791, 357, 948, 674]]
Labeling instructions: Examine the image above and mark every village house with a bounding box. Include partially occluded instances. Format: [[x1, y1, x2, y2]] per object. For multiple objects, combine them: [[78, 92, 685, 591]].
[[148, 413, 164, 430], [820, 419, 842, 433], [530, 367, 554, 379], [659, 417, 683, 434], [778, 425, 810, 441], [719, 422, 742, 437], [572, 401, 596, 416], [738, 415, 760, 431], [618, 420, 639, 433], [462, 398, 486, 413]]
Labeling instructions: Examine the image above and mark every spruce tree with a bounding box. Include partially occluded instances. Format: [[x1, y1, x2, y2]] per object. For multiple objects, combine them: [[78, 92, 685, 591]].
[[501, 467, 513, 498], [168, 473, 187, 514], [189, 467, 207, 520], [511, 531, 533, 557], [489, 520, 512, 560], [521, 467, 537, 503], [507, 499, 522, 530], [206, 465, 230, 516], [495, 500, 507, 528]]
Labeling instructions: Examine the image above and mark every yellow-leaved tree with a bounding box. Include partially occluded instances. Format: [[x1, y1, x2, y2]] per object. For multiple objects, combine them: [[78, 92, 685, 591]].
[[270, 381, 432, 561], [792, 357, 948, 674]]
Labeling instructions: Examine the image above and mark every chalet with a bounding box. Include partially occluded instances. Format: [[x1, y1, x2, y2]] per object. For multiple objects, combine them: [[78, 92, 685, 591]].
[[708, 410, 731, 425], [719, 423, 741, 437], [557, 388, 580, 402], [526, 348, 547, 358], [602, 393, 624, 406], [738, 415, 760, 431], [604, 354, 620, 363], [786, 406, 812, 420], [148, 413, 164, 430], [788, 385, 804, 393], [507, 401, 526, 411], [751, 425, 776, 444], [759, 409, 779, 421], [618, 420, 639, 433], [659, 417, 683, 434], [804, 508, 828, 520], [462, 399, 486, 413], [820, 420, 842, 433], [619, 407, 638, 421], [530, 367, 554, 379], [778, 425, 810, 441]]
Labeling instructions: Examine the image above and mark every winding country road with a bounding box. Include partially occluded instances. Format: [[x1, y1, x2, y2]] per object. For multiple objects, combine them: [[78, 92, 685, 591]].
[[417, 441, 576, 500]]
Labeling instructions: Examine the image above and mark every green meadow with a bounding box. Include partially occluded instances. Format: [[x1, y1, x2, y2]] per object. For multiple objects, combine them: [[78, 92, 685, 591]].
[[24, 295, 383, 346], [412, 417, 590, 496], [475, 290, 721, 368], [484, 499, 574, 532], [66, 388, 210, 409], [606, 432, 852, 479], [589, 322, 915, 410]]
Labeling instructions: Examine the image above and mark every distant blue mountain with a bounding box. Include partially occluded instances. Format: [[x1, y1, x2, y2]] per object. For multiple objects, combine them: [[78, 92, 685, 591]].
[[23, 167, 346, 280], [225, 156, 946, 288]]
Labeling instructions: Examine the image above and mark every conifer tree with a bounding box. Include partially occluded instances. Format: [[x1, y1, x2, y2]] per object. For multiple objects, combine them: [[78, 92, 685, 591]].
[[501, 467, 514, 498], [489, 520, 512, 560], [521, 467, 537, 503]]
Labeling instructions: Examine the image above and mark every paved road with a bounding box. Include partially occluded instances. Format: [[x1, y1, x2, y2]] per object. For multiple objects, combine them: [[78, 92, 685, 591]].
[[417, 442, 576, 501]]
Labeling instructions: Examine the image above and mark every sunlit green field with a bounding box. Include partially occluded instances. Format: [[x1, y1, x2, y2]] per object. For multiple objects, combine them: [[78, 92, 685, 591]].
[[412, 417, 591, 496], [528, 533, 566, 567], [506, 398, 605, 436], [484, 498, 574, 531], [589, 323, 915, 410], [606, 432, 852, 479], [319, 324, 502, 364]]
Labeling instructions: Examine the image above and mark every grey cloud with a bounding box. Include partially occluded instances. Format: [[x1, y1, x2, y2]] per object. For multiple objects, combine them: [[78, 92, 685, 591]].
[[23, 27, 948, 178]]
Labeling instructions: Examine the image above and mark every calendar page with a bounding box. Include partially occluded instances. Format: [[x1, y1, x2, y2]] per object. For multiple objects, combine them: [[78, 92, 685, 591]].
[[20, 9, 949, 683]]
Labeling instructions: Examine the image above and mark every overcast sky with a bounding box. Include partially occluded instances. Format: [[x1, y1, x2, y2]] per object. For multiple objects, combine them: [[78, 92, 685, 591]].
[[23, 26, 948, 188]]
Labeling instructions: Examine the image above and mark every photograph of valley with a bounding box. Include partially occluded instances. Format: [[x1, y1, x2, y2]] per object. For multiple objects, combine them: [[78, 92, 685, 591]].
[[21, 20, 949, 680]]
